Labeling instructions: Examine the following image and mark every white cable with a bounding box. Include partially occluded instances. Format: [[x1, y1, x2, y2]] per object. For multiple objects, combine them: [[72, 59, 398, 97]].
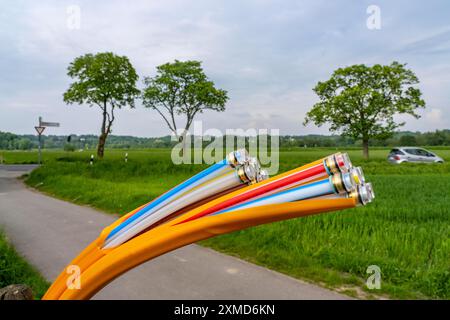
[[104, 172, 243, 249], [106, 164, 234, 243], [172, 165, 235, 201]]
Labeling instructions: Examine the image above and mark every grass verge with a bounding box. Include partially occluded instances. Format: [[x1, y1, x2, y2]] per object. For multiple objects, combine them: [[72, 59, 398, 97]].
[[0, 232, 49, 299], [8, 147, 449, 299]]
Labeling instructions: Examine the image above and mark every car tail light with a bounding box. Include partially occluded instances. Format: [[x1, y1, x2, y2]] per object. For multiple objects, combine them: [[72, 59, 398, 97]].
[[394, 155, 401, 160]]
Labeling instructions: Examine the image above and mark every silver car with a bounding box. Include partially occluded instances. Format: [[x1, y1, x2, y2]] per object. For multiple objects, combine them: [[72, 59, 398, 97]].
[[387, 147, 444, 164]]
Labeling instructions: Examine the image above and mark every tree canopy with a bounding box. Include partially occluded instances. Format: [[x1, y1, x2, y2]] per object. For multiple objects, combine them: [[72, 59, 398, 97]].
[[142, 60, 228, 141], [63, 52, 139, 158], [304, 62, 426, 158]]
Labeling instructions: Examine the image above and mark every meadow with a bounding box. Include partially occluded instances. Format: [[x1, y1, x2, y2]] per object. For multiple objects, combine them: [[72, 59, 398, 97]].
[[1, 147, 449, 299]]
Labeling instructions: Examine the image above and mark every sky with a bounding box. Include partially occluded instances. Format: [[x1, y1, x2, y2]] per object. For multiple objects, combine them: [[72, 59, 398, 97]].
[[0, 0, 449, 137]]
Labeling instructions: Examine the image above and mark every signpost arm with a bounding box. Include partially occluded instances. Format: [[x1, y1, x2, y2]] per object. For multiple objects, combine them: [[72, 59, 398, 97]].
[[35, 117, 59, 165]]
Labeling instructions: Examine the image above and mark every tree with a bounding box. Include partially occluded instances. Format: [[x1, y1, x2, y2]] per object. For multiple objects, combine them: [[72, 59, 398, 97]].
[[142, 60, 228, 146], [304, 62, 425, 159], [399, 135, 417, 146], [18, 138, 31, 150], [63, 52, 140, 158]]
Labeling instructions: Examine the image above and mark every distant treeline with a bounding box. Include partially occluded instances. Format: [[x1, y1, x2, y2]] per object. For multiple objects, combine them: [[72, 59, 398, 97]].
[[1, 130, 450, 150]]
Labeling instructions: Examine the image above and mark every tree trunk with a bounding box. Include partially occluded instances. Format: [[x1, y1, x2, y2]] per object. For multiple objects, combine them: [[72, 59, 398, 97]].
[[97, 104, 108, 159], [362, 139, 369, 160], [178, 131, 187, 157], [97, 133, 107, 159]]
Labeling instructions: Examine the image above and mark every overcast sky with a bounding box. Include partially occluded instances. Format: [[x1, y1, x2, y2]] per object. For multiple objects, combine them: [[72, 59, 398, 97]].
[[1, 0, 449, 137]]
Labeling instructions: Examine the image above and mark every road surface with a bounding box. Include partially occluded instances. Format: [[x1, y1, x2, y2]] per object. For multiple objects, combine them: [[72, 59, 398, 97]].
[[0, 164, 348, 300]]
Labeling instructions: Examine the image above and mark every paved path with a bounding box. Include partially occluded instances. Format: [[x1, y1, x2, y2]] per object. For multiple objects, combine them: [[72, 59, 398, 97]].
[[0, 165, 348, 300]]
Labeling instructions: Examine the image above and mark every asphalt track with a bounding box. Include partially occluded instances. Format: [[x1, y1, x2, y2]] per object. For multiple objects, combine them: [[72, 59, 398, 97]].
[[0, 165, 348, 300]]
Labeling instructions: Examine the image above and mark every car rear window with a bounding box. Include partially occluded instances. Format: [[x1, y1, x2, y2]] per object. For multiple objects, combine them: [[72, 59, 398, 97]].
[[390, 149, 405, 155]]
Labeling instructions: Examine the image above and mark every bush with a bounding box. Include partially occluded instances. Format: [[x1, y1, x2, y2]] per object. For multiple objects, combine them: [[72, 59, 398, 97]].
[[399, 135, 417, 146], [63, 143, 76, 152]]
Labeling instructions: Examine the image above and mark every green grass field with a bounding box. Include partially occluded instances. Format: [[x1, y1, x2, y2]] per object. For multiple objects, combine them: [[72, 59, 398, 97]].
[[1, 147, 449, 299], [0, 232, 49, 299]]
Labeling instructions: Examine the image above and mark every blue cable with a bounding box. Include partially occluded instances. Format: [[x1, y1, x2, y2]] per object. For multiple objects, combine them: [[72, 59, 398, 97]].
[[212, 179, 331, 216], [106, 159, 227, 240]]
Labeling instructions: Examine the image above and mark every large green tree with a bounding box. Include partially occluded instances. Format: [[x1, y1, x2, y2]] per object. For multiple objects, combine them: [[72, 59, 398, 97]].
[[142, 60, 228, 144], [304, 62, 425, 159], [63, 52, 140, 158]]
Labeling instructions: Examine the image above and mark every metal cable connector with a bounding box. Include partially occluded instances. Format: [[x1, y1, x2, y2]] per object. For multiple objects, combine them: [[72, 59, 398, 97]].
[[256, 169, 269, 183], [237, 162, 258, 184], [324, 152, 352, 174], [330, 172, 356, 194], [349, 183, 375, 206], [350, 166, 365, 185], [227, 149, 250, 167]]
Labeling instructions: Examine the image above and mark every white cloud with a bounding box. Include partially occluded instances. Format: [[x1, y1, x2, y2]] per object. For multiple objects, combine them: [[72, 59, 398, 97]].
[[1, 0, 450, 137], [425, 108, 443, 125]]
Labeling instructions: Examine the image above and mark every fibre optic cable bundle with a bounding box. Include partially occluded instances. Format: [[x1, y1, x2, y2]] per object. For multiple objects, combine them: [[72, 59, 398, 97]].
[[43, 150, 374, 300]]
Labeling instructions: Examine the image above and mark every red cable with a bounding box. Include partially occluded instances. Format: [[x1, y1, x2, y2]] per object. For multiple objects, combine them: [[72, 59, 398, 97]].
[[176, 163, 327, 224], [335, 154, 345, 168]]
